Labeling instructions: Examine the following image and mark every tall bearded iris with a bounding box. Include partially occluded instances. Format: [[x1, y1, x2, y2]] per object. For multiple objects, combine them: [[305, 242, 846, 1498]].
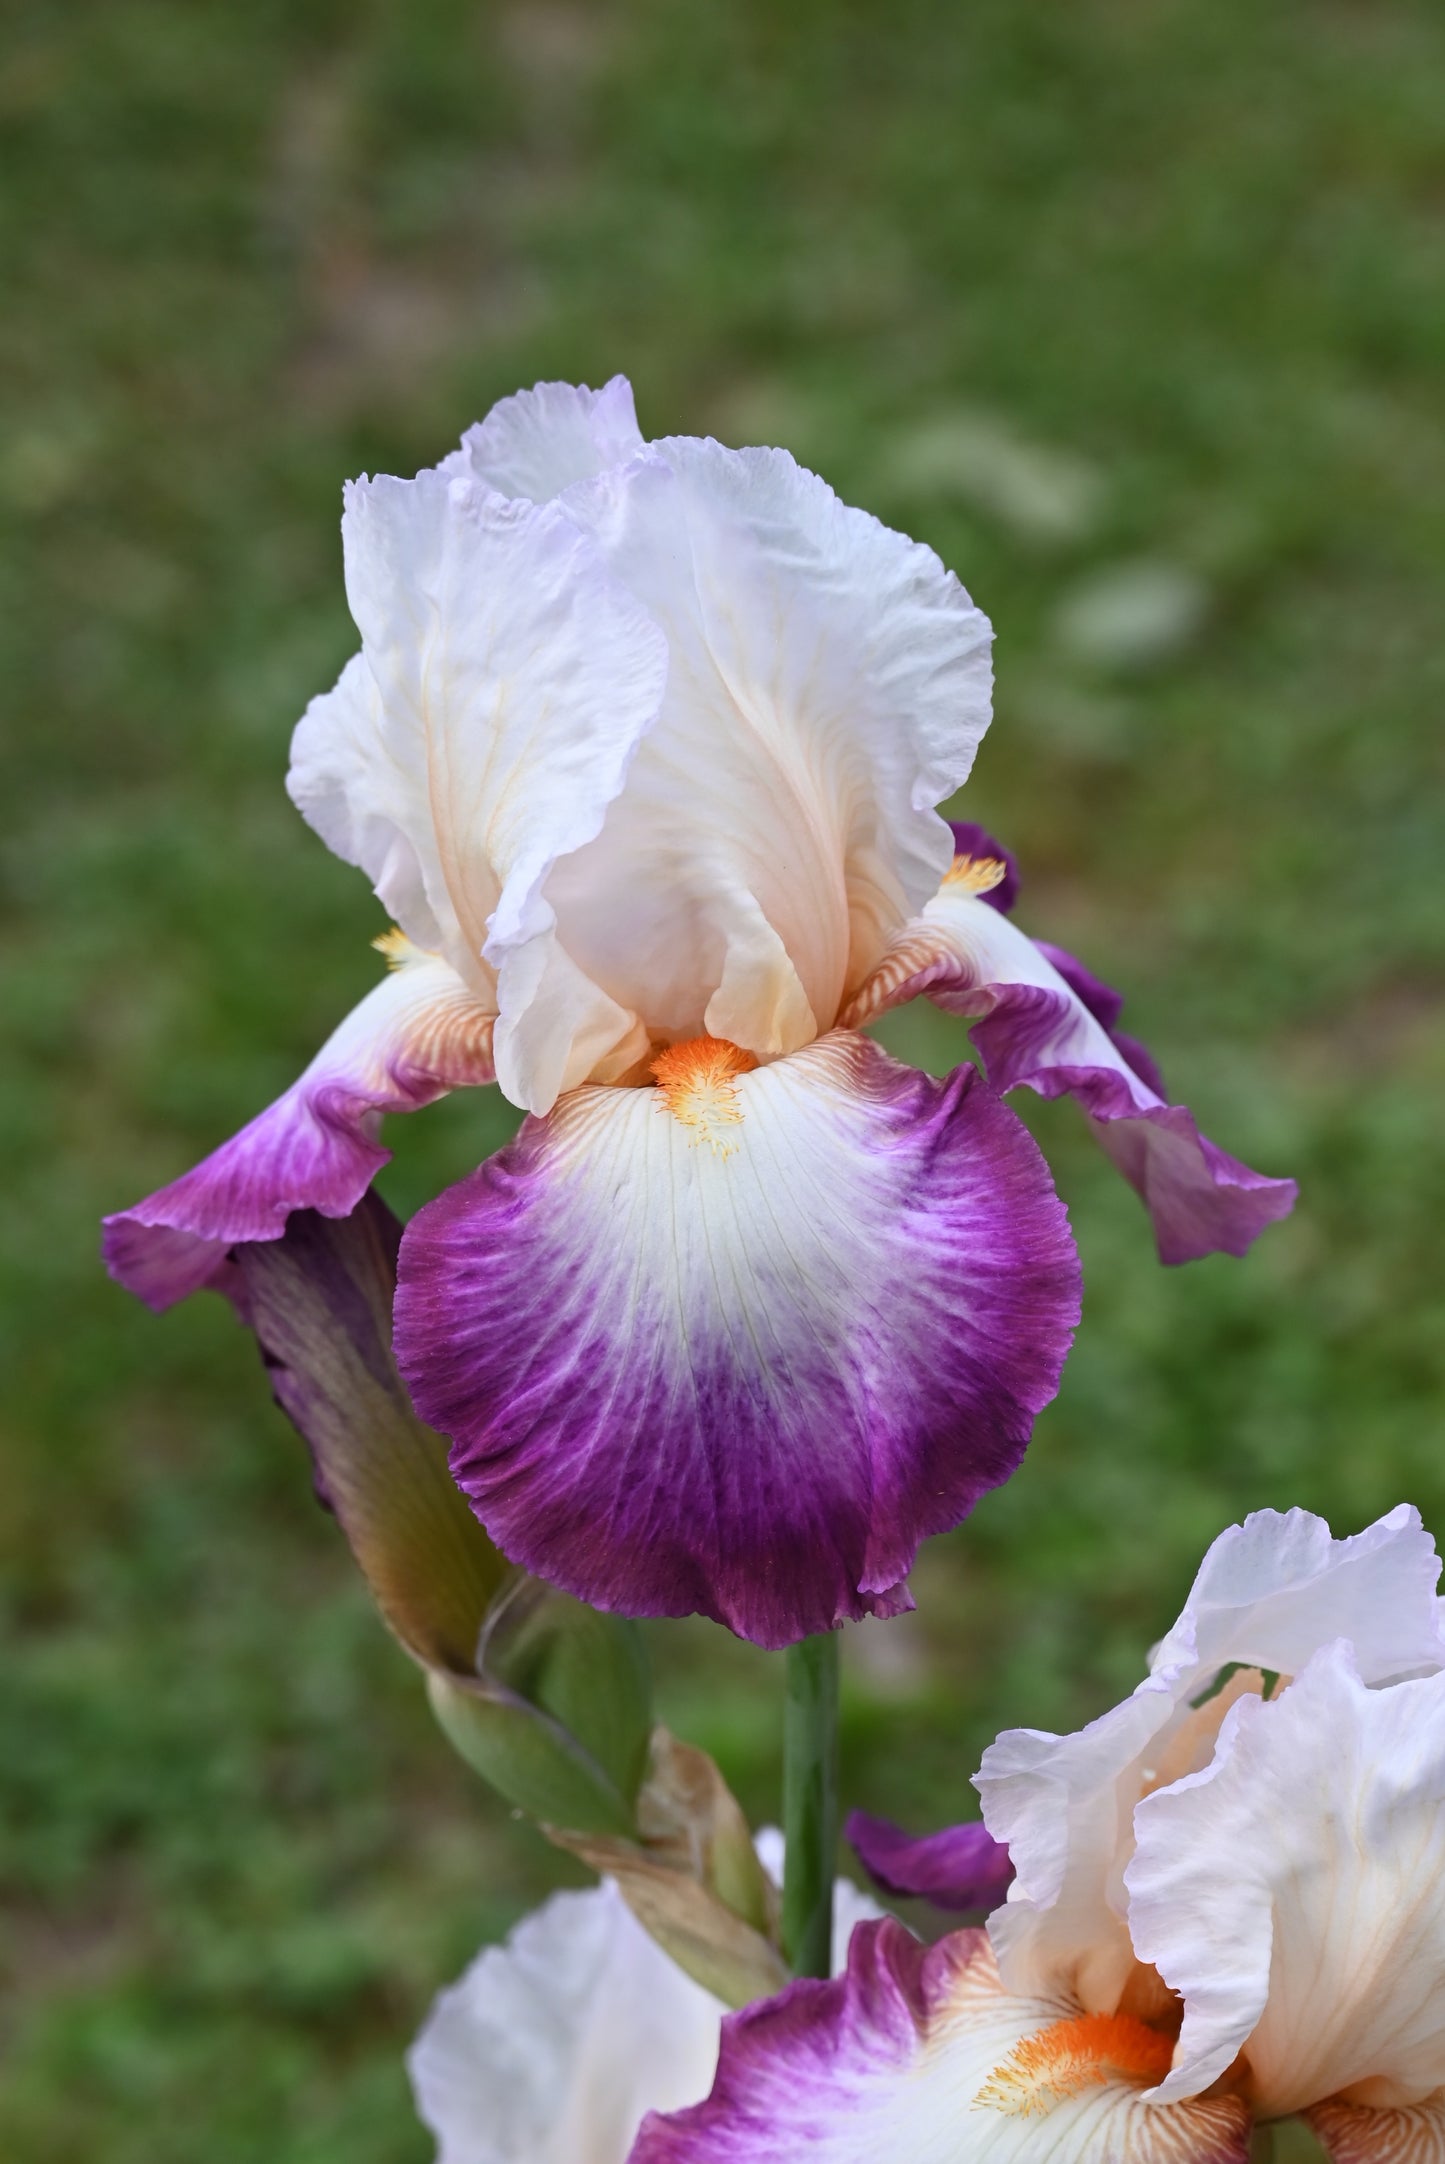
[[636, 1506, 1445, 2162], [103, 377, 1293, 1648]]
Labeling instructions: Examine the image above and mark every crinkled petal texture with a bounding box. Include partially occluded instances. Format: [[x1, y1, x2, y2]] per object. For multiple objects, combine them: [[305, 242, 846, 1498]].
[[450, 380, 996, 1058], [844, 851, 1296, 1263], [630, 1921, 1251, 2164], [395, 1032, 1079, 1648], [1128, 1642, 1445, 2114], [107, 384, 1003, 1310], [448, 374, 647, 505], [409, 1878, 724, 2164], [107, 452, 674, 1299], [977, 1505, 1445, 2016], [846, 1809, 1014, 1913], [103, 944, 496, 1309], [288, 459, 669, 1112], [538, 425, 995, 1061]]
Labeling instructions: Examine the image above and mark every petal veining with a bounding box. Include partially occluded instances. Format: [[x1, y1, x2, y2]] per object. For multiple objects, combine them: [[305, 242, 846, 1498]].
[[630, 1921, 1251, 2163], [103, 945, 495, 1310], [843, 871, 1296, 1263], [288, 466, 667, 1112], [543, 440, 994, 1058], [1306, 2094, 1445, 2164], [394, 1032, 1078, 1649]]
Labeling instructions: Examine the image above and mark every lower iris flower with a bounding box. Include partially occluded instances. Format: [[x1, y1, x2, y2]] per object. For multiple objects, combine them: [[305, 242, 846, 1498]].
[[104, 377, 1293, 1647], [408, 1835, 877, 2164], [635, 1505, 1445, 2160]]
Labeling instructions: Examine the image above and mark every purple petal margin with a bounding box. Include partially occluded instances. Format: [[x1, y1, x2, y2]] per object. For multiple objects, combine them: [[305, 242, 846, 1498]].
[[1034, 939, 1168, 1099], [103, 1078, 395, 1311], [877, 829, 1298, 1265], [845, 1809, 1014, 1913], [103, 962, 494, 1311], [968, 979, 1297, 1264], [394, 1035, 1080, 1650], [629, 1918, 964, 2164]]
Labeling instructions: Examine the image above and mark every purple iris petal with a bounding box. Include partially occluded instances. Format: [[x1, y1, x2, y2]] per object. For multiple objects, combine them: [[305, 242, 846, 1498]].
[[629, 1917, 964, 2163], [965, 980, 1296, 1264], [1035, 938, 1168, 1099], [103, 1079, 394, 1311], [631, 1914, 1256, 2160], [394, 1033, 1080, 1650], [846, 1808, 1014, 1913], [103, 960, 495, 1311], [849, 832, 1296, 1266]]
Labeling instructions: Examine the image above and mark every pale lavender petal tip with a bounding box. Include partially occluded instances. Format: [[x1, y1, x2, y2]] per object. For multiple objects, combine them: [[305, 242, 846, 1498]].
[[845, 1809, 1014, 1913], [1091, 1095, 1299, 1266]]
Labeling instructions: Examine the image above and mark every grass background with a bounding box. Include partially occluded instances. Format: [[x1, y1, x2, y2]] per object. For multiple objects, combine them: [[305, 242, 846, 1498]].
[[4, 2, 1444, 2156]]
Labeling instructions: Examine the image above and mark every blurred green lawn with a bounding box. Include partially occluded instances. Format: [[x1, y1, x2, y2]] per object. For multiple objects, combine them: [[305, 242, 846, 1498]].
[[3, 2, 1444, 2157]]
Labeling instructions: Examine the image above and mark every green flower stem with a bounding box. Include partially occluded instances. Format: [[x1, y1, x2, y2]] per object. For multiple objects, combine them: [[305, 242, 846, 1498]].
[[781, 1629, 840, 1978], [1249, 2128, 1275, 2162]]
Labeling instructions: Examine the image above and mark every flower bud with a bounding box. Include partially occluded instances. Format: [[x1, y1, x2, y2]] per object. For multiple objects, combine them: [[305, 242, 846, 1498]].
[[232, 1194, 651, 1834]]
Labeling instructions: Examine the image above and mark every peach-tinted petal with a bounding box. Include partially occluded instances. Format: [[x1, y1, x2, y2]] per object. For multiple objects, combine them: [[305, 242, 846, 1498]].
[[544, 438, 993, 1056], [1129, 1642, 1445, 2115]]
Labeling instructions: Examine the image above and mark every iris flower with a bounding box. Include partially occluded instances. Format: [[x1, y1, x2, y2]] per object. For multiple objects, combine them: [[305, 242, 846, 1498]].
[[408, 1837, 877, 2164], [635, 1505, 1445, 2162], [104, 377, 1293, 1646]]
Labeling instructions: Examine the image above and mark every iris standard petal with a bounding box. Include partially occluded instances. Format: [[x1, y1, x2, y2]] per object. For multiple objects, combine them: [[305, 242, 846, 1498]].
[[103, 944, 495, 1310], [1144, 1501, 1445, 1689], [846, 1809, 1014, 1913], [977, 1505, 1445, 2015], [844, 865, 1295, 1262], [542, 439, 995, 1058], [1128, 1641, 1445, 2115], [394, 1032, 1079, 1649], [287, 466, 668, 1112], [448, 374, 647, 505], [631, 1921, 1251, 2164]]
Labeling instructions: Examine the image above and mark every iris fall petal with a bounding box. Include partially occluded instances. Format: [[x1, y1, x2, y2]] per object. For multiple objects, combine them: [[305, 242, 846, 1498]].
[[845, 861, 1296, 1263], [632, 1921, 1250, 2164], [103, 945, 495, 1310], [394, 1032, 1079, 1648]]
